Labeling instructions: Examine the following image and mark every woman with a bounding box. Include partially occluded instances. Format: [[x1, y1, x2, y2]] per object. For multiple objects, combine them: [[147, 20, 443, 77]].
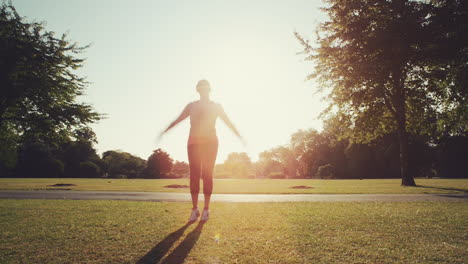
[[160, 80, 244, 222]]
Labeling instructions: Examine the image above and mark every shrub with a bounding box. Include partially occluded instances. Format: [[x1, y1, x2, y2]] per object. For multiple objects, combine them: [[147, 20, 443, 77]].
[[316, 164, 334, 179]]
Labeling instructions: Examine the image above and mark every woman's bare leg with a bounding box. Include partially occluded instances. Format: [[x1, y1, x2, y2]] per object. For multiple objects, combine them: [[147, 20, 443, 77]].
[[188, 144, 201, 209], [202, 140, 218, 210], [203, 193, 211, 209], [191, 192, 199, 209]]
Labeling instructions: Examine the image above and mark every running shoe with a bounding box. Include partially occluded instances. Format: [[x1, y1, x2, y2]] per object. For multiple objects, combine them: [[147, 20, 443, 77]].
[[189, 209, 200, 222], [201, 209, 209, 222]]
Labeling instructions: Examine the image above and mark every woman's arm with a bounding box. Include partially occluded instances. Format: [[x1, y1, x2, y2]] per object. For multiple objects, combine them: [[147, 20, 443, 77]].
[[161, 103, 191, 135], [218, 105, 246, 145]]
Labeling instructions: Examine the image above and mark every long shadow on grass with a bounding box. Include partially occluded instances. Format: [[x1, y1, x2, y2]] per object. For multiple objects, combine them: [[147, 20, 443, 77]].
[[137, 222, 194, 264], [161, 221, 205, 264], [416, 185, 468, 193]]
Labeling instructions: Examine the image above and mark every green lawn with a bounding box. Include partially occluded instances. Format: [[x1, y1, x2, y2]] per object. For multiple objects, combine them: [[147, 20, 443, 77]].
[[0, 178, 467, 194], [0, 199, 466, 264]]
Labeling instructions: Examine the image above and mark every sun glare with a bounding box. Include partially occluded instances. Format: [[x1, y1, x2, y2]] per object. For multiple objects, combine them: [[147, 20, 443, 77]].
[[160, 30, 325, 163]]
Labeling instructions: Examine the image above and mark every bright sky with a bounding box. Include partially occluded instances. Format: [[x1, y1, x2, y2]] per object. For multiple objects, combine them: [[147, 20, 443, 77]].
[[13, 0, 328, 163]]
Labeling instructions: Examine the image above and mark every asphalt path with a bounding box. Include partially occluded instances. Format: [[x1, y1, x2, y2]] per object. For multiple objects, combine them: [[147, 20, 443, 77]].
[[0, 190, 466, 202]]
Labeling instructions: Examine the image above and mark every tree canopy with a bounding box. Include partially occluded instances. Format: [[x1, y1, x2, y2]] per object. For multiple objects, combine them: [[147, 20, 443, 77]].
[[145, 149, 174, 178], [0, 3, 101, 175], [0, 3, 100, 143], [296, 0, 467, 185], [222, 152, 253, 178]]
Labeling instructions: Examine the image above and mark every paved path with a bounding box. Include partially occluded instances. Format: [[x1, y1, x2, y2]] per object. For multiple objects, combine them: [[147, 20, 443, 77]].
[[0, 190, 466, 202]]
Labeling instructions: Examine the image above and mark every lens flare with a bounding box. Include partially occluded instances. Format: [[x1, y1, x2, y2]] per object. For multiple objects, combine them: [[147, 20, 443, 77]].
[[214, 233, 221, 244]]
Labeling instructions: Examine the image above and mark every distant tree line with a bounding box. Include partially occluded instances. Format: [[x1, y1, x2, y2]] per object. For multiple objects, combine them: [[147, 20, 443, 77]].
[[250, 128, 468, 179], [2, 137, 189, 179]]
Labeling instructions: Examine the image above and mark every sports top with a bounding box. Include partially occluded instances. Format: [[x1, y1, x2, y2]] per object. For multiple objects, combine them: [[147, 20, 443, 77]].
[[187, 100, 223, 145]]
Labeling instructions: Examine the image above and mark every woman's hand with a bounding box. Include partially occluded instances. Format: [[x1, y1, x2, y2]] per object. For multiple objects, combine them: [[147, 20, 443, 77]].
[[240, 135, 247, 147], [155, 130, 165, 144]]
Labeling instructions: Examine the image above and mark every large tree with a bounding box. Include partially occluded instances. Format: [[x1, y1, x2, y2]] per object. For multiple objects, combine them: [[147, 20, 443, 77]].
[[0, 3, 100, 151], [145, 149, 173, 178], [223, 152, 253, 178], [296, 0, 467, 185], [257, 147, 294, 179]]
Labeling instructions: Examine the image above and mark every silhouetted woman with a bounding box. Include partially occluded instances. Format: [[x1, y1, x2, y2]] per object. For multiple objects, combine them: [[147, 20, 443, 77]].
[[160, 80, 244, 222]]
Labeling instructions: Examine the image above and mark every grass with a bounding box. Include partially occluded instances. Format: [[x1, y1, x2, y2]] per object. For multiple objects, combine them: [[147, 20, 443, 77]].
[[0, 199, 466, 263], [0, 178, 467, 194]]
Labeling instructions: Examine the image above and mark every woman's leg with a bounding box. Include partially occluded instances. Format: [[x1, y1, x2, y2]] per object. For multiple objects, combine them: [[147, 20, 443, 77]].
[[201, 140, 218, 209], [188, 144, 201, 209]]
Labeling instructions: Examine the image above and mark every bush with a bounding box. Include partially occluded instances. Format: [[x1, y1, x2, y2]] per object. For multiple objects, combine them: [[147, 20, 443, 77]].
[[316, 164, 334, 179], [79, 161, 101, 178]]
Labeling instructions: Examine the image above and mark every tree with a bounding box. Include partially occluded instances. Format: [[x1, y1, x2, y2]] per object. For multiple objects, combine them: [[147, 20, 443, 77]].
[[103, 151, 146, 178], [345, 143, 376, 179], [290, 129, 312, 177], [373, 134, 400, 178], [428, 0, 468, 136], [290, 129, 329, 178], [296, 0, 467, 185], [290, 129, 348, 178], [436, 136, 468, 178], [171, 161, 189, 178], [0, 126, 17, 176], [223, 152, 253, 178], [257, 146, 297, 179], [256, 151, 283, 178], [79, 161, 101, 178], [0, 3, 101, 171], [15, 141, 64, 178], [274, 146, 298, 179], [145, 149, 173, 178], [59, 139, 102, 178]]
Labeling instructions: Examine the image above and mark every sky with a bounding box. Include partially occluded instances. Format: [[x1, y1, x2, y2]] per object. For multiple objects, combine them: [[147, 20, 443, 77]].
[[12, 0, 328, 163]]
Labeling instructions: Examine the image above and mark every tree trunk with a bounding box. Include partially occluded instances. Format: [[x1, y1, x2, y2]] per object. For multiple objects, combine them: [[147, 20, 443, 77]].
[[398, 121, 415, 186], [393, 70, 416, 186]]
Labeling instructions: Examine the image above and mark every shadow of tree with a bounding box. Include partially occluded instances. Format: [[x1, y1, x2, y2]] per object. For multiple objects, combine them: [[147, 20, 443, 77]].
[[432, 194, 468, 199], [416, 185, 468, 193], [161, 221, 205, 264], [136, 222, 193, 264]]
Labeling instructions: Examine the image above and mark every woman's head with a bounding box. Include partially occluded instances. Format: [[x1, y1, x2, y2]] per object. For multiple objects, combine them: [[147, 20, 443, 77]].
[[196, 79, 211, 95]]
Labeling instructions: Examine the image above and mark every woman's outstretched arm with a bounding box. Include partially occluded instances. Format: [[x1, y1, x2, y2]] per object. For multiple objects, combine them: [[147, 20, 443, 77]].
[[161, 103, 191, 135], [219, 105, 246, 145]]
